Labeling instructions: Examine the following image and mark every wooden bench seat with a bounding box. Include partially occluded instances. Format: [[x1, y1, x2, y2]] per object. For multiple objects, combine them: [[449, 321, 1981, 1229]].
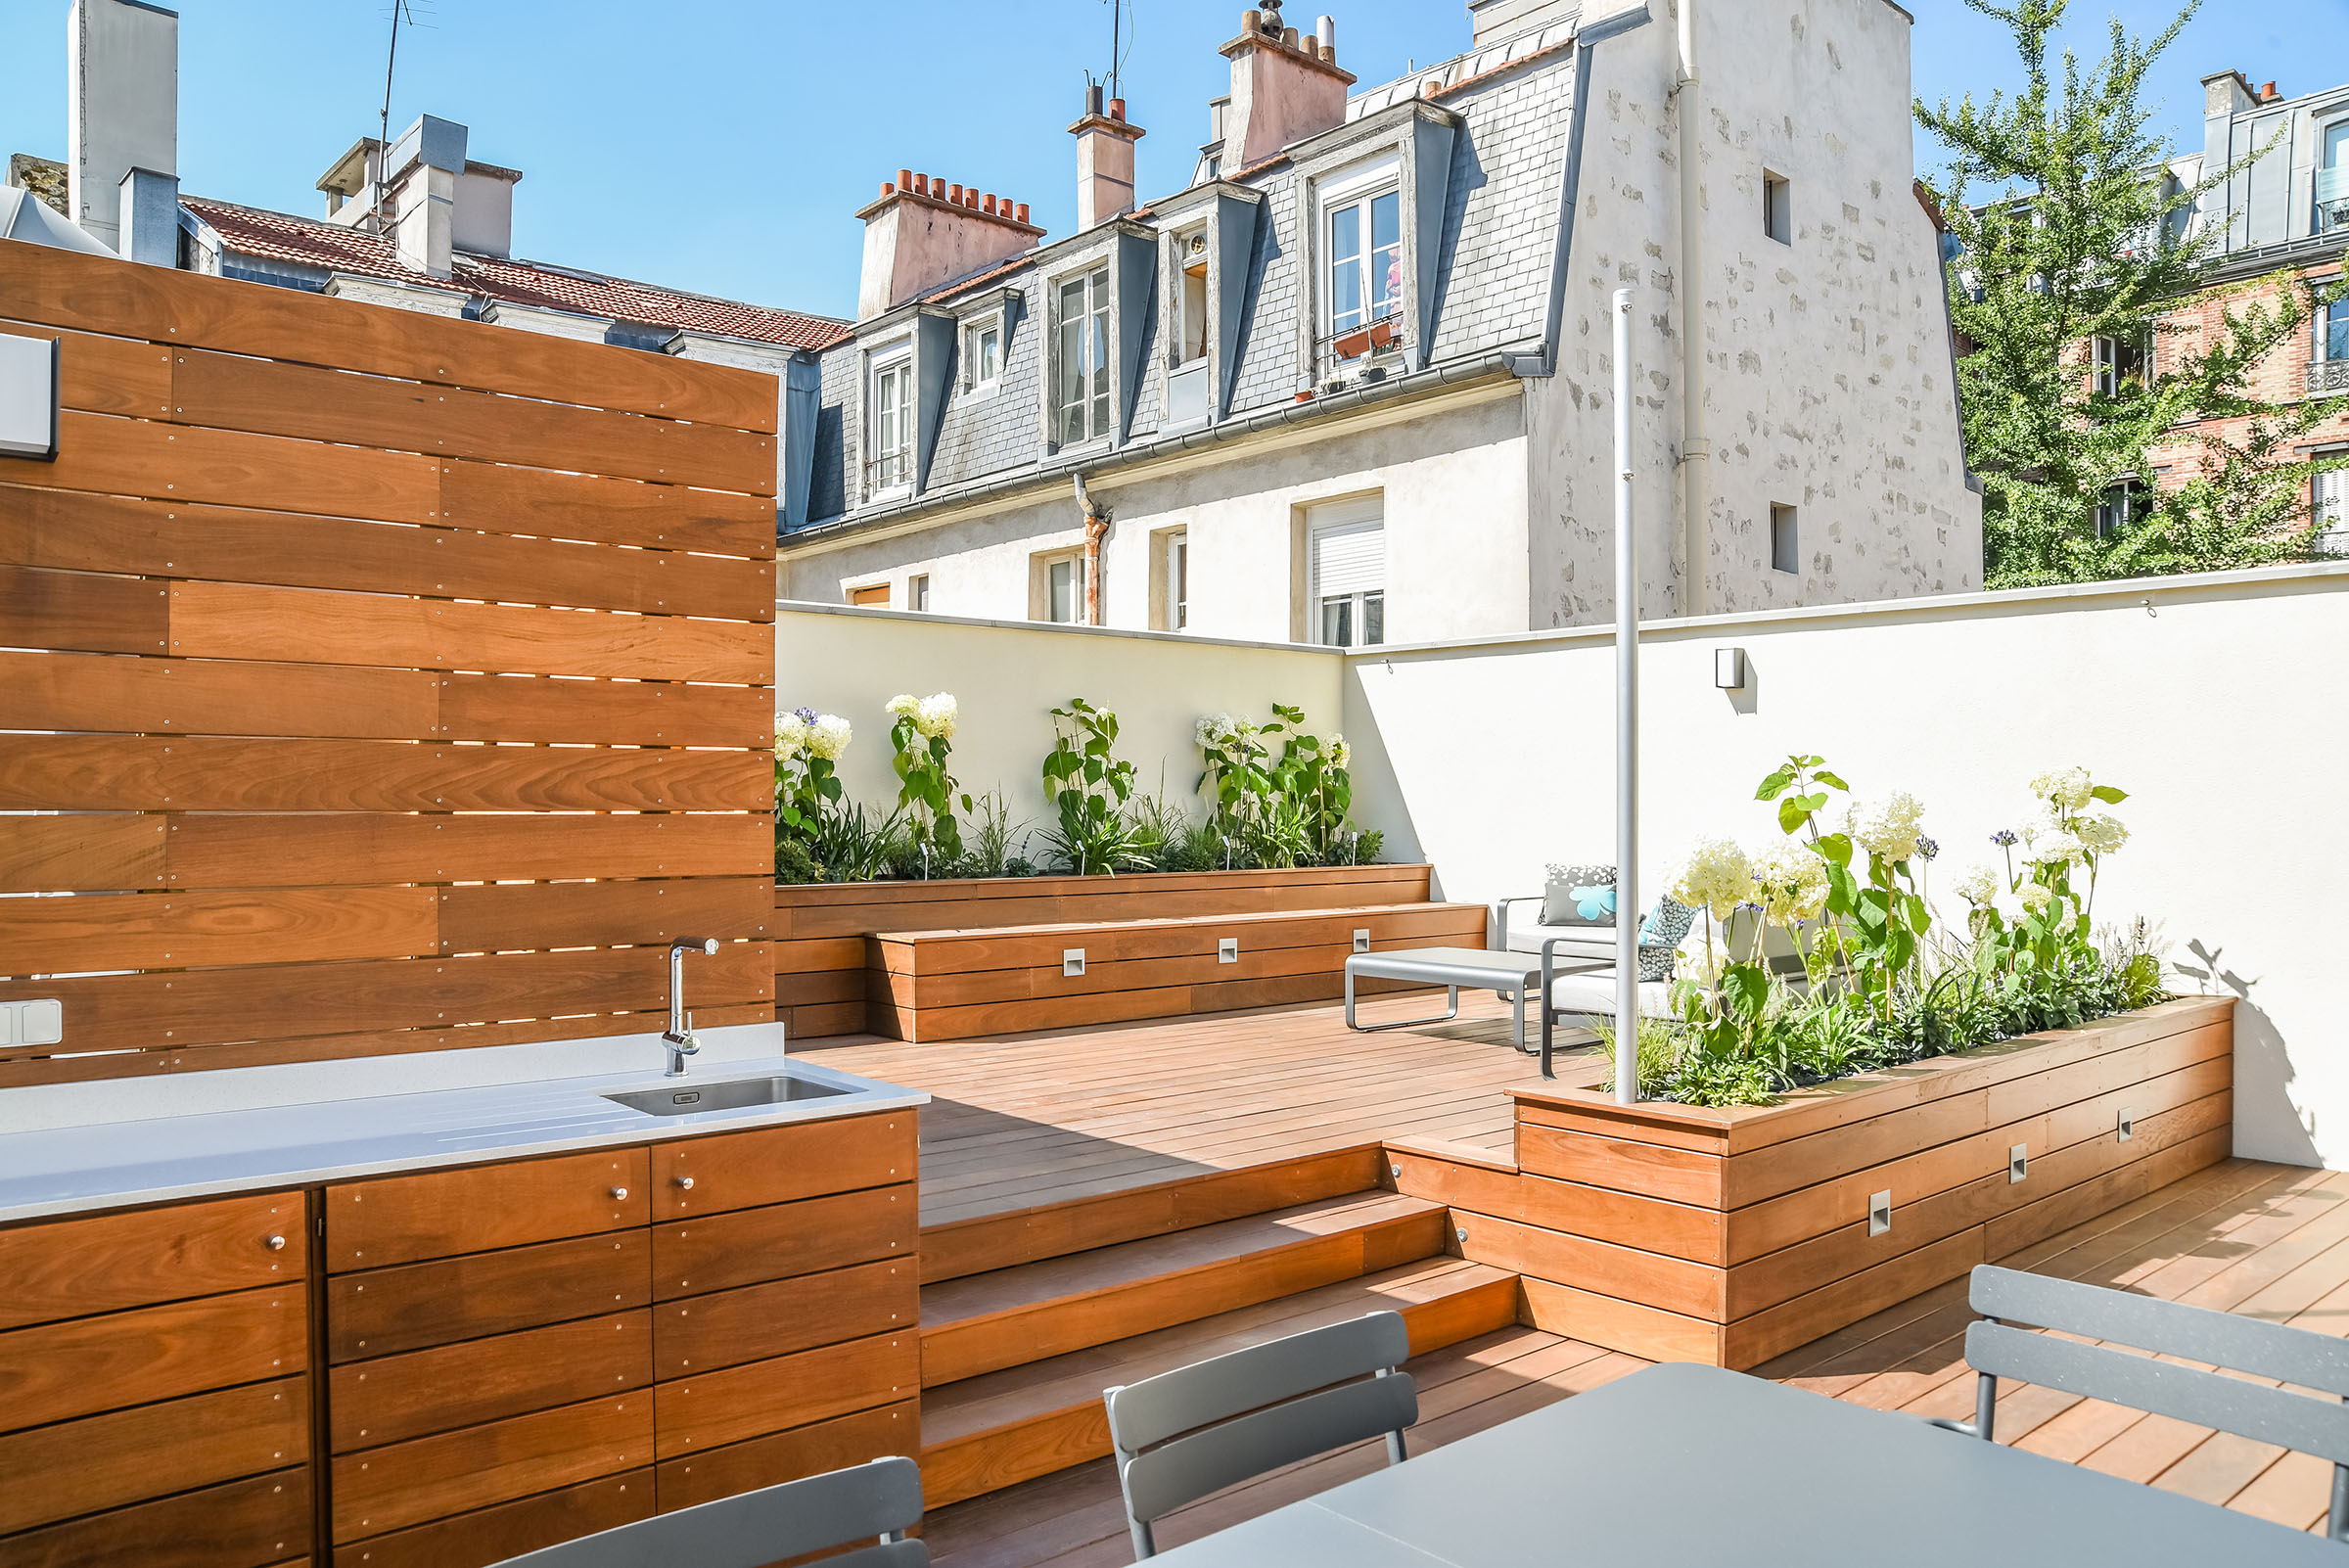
[[865, 901, 1487, 1042]]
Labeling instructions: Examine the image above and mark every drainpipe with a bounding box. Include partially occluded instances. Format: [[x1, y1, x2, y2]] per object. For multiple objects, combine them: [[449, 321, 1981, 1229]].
[[1674, 0, 1709, 617], [1075, 472, 1111, 624]]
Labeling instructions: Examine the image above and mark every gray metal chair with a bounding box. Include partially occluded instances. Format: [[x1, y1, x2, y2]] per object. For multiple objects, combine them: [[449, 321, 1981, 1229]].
[[484, 1455, 925, 1568], [1104, 1311, 1417, 1559], [1936, 1265, 2349, 1541]]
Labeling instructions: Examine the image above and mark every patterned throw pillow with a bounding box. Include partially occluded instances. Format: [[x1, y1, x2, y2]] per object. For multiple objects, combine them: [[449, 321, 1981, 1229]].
[[1636, 896, 1697, 983], [1542, 863, 1616, 926]]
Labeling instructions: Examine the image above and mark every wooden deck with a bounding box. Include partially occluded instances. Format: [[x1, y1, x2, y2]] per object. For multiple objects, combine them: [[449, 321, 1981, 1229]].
[[921, 1155, 2349, 1565], [798, 992, 1589, 1226]]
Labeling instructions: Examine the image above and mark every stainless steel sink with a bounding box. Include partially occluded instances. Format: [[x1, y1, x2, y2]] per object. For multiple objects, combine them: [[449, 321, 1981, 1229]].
[[604, 1075, 850, 1117]]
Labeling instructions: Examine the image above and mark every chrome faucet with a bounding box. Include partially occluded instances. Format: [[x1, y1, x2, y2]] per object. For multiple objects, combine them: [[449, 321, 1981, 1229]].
[[663, 938, 718, 1076]]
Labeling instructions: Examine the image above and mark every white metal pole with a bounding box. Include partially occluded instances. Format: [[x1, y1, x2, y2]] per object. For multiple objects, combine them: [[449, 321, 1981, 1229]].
[[1612, 287, 1640, 1106]]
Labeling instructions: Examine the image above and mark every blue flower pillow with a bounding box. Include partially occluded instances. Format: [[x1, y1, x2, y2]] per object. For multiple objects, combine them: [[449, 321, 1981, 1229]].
[[1637, 896, 1697, 982], [1542, 863, 1617, 927]]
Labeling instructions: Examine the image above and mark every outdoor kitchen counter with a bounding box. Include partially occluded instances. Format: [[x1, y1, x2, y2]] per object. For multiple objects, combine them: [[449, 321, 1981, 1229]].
[[0, 1022, 927, 1222]]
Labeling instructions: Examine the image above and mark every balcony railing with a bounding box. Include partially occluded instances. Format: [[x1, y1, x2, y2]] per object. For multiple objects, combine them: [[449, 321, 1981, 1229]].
[[2310, 358, 2349, 395], [2318, 166, 2349, 232], [1312, 316, 1408, 388], [863, 452, 913, 498]]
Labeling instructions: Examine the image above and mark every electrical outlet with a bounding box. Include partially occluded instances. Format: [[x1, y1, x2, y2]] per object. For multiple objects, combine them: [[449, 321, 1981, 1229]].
[[1353, 929, 1371, 953], [1868, 1190, 1892, 1237], [2117, 1106, 2136, 1142], [2009, 1143, 2030, 1183], [1218, 937, 1239, 964], [1062, 949, 1085, 978]]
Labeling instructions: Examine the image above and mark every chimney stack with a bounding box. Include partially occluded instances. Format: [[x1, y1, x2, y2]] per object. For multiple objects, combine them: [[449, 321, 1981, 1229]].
[[856, 173, 1044, 321], [381, 115, 467, 278], [1218, 3, 1355, 170], [2201, 69, 2257, 117], [68, 0, 178, 262], [1070, 82, 1146, 231]]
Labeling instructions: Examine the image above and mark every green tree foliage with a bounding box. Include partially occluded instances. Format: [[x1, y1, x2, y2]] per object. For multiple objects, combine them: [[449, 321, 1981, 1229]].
[[1916, 0, 2345, 584]]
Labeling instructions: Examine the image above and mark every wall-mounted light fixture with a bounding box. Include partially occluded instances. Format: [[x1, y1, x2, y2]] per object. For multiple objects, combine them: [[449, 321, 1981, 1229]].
[[0, 333, 61, 461], [1714, 647, 1746, 691]]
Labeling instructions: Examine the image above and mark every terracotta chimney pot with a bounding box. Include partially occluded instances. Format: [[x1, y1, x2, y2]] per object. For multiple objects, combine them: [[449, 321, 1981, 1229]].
[[1109, 97, 1126, 120], [898, 166, 913, 189], [1016, 202, 1031, 223], [949, 182, 964, 203], [881, 180, 895, 197], [912, 173, 928, 195], [983, 194, 996, 214]]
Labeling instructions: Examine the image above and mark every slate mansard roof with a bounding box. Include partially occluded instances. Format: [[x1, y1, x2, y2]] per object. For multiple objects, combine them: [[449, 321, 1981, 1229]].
[[800, 10, 1596, 534]]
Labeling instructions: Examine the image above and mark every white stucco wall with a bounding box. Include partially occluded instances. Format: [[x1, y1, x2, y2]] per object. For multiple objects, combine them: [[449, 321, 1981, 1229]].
[[1527, 0, 1982, 624], [778, 389, 1529, 645], [1344, 563, 2349, 1169], [773, 605, 1344, 847]]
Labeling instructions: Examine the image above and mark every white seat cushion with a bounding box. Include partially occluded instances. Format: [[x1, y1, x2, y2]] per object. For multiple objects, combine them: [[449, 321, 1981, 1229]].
[[1544, 969, 1678, 1020]]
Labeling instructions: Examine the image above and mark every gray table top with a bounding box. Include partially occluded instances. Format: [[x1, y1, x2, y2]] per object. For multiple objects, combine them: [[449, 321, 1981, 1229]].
[[1145, 1361, 2341, 1566], [1344, 946, 1549, 977]]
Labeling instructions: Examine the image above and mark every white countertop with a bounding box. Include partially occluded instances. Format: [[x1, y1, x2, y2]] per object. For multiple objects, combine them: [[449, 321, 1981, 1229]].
[[0, 1023, 928, 1223]]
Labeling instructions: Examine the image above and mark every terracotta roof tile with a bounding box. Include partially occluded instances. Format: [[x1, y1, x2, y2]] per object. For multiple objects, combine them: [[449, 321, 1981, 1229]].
[[181, 195, 852, 352]]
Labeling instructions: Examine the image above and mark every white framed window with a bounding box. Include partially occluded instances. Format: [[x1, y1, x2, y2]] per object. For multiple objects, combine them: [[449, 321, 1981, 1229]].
[[1033, 550, 1083, 623], [866, 349, 914, 495], [2095, 476, 2155, 537], [2317, 119, 2349, 231], [1764, 170, 1792, 244], [1051, 263, 1114, 447], [2311, 459, 2346, 551], [851, 581, 891, 608], [2317, 292, 2349, 364], [1770, 504, 1799, 575], [961, 313, 1002, 394], [1318, 161, 1403, 364], [1307, 497, 1384, 648], [1165, 530, 1188, 631], [909, 573, 930, 611], [2093, 333, 2149, 396], [1172, 230, 1211, 366]]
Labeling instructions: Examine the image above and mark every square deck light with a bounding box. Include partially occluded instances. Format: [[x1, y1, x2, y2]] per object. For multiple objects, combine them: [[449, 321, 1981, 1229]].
[[0, 333, 61, 460], [1714, 647, 1746, 690]]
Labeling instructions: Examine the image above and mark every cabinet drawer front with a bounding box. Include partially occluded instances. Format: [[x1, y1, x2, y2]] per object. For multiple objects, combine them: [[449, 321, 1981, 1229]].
[[0, 1283, 307, 1433], [652, 1184, 914, 1301], [332, 1394, 653, 1542], [332, 1310, 653, 1451], [327, 1469, 653, 1568], [655, 1399, 917, 1514], [0, 1466, 309, 1568], [328, 1229, 651, 1361], [328, 1147, 650, 1270], [654, 1330, 917, 1458], [0, 1192, 305, 1330], [0, 1375, 308, 1535], [651, 1111, 914, 1218], [655, 1258, 914, 1378]]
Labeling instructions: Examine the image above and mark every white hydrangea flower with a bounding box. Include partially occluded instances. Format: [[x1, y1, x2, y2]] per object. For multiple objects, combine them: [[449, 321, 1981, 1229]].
[[773, 712, 809, 759], [1955, 864, 2001, 904], [886, 693, 919, 719], [2023, 817, 2086, 867], [2017, 881, 2054, 913], [1196, 713, 1236, 749], [1671, 836, 1753, 915], [1677, 938, 1726, 990], [1328, 734, 1352, 769], [1843, 791, 1928, 863], [913, 692, 958, 741], [2029, 766, 2096, 809], [806, 714, 852, 761], [2075, 813, 2129, 855], [1750, 839, 1829, 923]]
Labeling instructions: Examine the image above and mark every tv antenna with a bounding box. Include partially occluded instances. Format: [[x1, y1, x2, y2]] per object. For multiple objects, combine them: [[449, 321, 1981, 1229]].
[[1102, 0, 1131, 102], [373, 0, 418, 233]]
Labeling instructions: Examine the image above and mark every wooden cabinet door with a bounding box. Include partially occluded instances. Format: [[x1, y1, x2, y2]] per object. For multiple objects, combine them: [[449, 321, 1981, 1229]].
[[327, 1146, 650, 1270], [327, 1229, 652, 1361], [0, 1192, 304, 1330], [0, 1283, 306, 1433], [331, 1310, 653, 1451], [650, 1111, 914, 1219], [651, 1184, 914, 1301]]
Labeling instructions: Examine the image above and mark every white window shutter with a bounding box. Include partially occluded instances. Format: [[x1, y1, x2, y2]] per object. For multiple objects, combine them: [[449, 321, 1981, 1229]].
[[1312, 519, 1385, 598]]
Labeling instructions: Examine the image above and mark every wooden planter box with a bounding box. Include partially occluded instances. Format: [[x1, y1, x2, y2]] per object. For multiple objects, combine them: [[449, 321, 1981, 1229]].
[[1391, 996, 2234, 1370], [774, 864, 1437, 1038]]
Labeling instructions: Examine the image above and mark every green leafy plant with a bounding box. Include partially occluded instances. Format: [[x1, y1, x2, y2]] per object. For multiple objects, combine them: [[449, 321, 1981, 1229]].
[[1197, 706, 1373, 869], [1041, 698, 1147, 875], [1592, 1015, 1682, 1099], [884, 692, 971, 873], [774, 836, 823, 886], [963, 789, 1021, 878], [807, 801, 907, 885], [774, 707, 852, 851]]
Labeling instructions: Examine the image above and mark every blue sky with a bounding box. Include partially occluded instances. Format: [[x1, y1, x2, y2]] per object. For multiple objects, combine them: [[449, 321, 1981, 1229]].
[[0, 0, 2334, 320]]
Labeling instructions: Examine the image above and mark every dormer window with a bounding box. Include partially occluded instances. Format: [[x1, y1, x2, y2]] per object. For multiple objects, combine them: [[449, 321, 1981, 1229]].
[[1052, 263, 1114, 446], [962, 313, 1002, 394], [1312, 154, 1406, 373], [866, 348, 914, 496]]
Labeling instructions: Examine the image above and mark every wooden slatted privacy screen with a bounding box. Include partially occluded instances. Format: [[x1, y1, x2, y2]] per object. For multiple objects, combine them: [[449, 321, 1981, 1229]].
[[0, 239, 781, 1084]]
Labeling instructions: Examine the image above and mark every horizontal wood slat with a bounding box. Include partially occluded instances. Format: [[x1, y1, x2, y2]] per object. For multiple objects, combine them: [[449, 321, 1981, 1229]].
[[330, 1310, 654, 1452], [170, 346, 775, 494], [328, 1147, 652, 1270], [0, 1284, 307, 1433], [331, 1393, 653, 1541], [0, 1375, 309, 1534], [0, 736, 771, 813], [324, 1469, 652, 1568], [652, 1331, 918, 1459], [4, 241, 775, 1081], [0, 239, 782, 432], [0, 1466, 308, 1568], [653, 1401, 916, 1516], [0, 1193, 307, 1330]]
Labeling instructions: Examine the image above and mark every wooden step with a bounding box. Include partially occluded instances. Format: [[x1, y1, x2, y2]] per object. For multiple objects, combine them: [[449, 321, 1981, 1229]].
[[920, 1147, 1390, 1284], [919, 1191, 1451, 1387], [918, 1256, 1520, 1508], [868, 902, 1487, 1042]]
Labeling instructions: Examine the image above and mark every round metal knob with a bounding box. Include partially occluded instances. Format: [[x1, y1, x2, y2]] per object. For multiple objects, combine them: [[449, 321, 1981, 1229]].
[[610, 1186, 629, 1201], [264, 1234, 287, 1252], [675, 1176, 696, 1191]]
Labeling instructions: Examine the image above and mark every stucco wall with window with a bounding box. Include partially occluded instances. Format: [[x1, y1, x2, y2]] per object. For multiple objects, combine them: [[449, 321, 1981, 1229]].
[[777, 390, 1529, 646], [1525, 0, 1983, 627]]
